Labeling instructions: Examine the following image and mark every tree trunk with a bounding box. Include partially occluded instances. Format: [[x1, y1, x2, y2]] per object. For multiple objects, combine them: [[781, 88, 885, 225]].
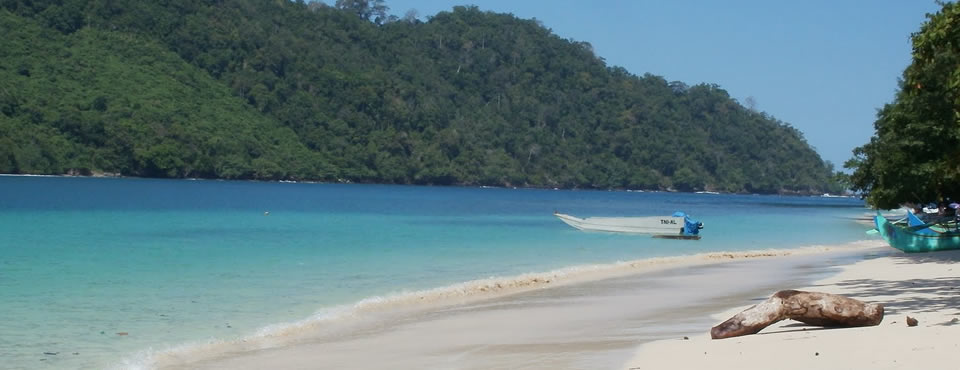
[[711, 290, 884, 339]]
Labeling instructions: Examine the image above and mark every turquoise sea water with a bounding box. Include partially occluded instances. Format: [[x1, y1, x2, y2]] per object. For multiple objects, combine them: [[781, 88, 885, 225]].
[[0, 176, 873, 369]]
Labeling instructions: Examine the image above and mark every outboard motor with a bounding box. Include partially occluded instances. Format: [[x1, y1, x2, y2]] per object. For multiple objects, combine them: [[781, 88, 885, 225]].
[[672, 211, 703, 236]]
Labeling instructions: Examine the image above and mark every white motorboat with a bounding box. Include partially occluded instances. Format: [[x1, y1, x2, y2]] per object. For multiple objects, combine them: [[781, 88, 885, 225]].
[[554, 211, 703, 238]]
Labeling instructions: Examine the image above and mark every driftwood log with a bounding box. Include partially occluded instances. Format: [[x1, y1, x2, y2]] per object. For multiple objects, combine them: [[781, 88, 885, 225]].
[[711, 290, 884, 339]]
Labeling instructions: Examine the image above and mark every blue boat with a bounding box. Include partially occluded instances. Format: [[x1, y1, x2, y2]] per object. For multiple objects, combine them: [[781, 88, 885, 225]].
[[874, 213, 960, 253], [906, 211, 939, 235]]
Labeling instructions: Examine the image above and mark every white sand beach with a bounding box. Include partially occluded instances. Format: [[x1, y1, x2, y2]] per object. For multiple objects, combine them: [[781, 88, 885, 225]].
[[151, 242, 898, 369], [625, 249, 960, 370]]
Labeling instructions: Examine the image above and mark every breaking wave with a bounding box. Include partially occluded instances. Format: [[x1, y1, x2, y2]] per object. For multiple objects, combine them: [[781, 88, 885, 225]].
[[124, 239, 884, 369]]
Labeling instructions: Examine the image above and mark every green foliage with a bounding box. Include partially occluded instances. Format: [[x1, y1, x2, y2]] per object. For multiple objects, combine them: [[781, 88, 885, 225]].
[[0, 9, 324, 179], [0, 1, 840, 193], [847, 2, 960, 208], [335, 0, 394, 24]]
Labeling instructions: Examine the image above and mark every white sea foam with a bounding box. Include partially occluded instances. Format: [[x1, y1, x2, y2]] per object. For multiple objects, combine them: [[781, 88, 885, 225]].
[[0, 173, 61, 177], [129, 239, 885, 369]]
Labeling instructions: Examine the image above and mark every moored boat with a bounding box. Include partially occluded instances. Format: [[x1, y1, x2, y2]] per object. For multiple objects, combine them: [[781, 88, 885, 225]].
[[554, 211, 703, 238], [874, 213, 960, 253]]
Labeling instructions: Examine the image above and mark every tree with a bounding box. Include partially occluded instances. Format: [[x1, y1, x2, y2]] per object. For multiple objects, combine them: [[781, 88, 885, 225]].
[[846, 2, 960, 209], [672, 167, 703, 192], [0, 0, 841, 193], [744, 96, 757, 112], [335, 0, 390, 24], [402, 8, 419, 23]]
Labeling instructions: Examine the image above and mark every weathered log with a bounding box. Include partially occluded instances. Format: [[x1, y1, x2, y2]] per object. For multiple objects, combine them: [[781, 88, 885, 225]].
[[711, 290, 884, 339]]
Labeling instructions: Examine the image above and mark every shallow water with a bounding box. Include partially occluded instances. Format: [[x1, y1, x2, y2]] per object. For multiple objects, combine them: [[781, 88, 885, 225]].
[[0, 176, 875, 369], [166, 249, 887, 370]]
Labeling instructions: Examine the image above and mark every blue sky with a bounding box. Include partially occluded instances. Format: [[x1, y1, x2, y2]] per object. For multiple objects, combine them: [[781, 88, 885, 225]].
[[334, 0, 941, 169]]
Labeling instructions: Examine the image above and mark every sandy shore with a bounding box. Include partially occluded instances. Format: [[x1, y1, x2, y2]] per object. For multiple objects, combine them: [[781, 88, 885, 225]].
[[149, 242, 886, 369], [625, 249, 960, 370]]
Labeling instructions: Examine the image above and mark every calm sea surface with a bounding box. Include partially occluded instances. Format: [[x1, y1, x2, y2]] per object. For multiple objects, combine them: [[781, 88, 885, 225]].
[[0, 176, 873, 369]]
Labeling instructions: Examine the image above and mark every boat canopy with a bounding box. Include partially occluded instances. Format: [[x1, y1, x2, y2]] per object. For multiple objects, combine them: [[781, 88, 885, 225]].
[[672, 211, 704, 235]]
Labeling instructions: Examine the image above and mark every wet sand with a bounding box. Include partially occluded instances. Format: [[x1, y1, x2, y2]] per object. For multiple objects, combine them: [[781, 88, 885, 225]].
[[153, 242, 885, 369]]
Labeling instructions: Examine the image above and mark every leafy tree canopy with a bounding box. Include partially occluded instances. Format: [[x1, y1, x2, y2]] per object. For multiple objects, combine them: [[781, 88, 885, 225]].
[[847, 1, 960, 208], [0, 0, 841, 193]]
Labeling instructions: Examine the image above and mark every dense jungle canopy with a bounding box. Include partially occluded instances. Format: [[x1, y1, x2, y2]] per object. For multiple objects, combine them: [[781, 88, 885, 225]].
[[847, 1, 960, 208], [0, 0, 843, 193]]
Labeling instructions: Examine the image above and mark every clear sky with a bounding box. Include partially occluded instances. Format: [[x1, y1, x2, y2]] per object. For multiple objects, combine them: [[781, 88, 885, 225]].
[[337, 0, 942, 169]]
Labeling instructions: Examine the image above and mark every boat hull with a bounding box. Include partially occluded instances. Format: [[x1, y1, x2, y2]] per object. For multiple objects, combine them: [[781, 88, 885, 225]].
[[874, 214, 960, 253], [554, 213, 688, 235]]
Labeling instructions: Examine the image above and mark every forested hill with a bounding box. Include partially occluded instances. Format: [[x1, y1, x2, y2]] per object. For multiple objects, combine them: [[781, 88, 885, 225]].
[[0, 0, 843, 193]]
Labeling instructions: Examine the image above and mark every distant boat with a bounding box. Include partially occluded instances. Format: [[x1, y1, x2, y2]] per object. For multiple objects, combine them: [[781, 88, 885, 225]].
[[874, 213, 960, 253], [554, 211, 703, 239], [695, 191, 720, 195]]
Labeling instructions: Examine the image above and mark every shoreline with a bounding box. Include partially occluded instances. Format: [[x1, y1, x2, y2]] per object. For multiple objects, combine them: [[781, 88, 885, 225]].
[[143, 240, 885, 369], [0, 173, 850, 196], [624, 248, 960, 369]]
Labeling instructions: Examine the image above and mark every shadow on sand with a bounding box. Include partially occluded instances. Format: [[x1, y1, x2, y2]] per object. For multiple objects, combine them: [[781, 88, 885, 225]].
[[811, 250, 960, 316]]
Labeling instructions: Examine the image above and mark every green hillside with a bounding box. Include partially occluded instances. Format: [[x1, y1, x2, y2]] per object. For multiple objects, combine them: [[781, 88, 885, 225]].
[[0, 0, 842, 193], [0, 9, 327, 178]]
